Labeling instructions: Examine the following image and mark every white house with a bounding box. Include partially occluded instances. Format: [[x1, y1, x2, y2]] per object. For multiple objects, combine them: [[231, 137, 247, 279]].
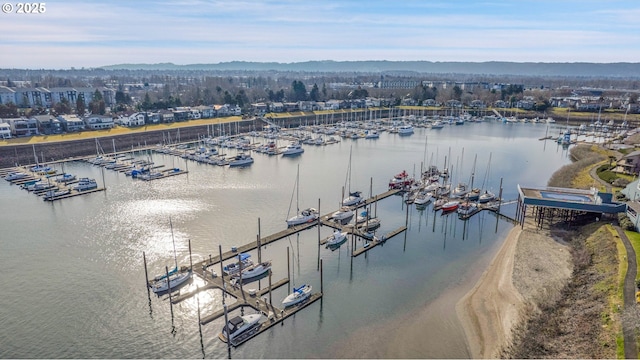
[[0, 122, 11, 139], [83, 114, 114, 130], [126, 112, 146, 127]]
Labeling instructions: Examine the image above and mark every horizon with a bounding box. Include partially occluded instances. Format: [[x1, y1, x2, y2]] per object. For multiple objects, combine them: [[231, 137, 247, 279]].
[[2, 0, 640, 69]]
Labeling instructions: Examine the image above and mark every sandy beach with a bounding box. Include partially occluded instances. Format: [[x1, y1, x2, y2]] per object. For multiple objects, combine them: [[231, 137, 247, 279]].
[[456, 226, 573, 358]]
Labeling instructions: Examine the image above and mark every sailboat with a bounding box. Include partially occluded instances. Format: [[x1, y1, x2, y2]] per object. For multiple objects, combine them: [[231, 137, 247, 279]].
[[286, 165, 319, 227], [148, 218, 192, 294], [342, 146, 363, 206], [478, 153, 496, 203]]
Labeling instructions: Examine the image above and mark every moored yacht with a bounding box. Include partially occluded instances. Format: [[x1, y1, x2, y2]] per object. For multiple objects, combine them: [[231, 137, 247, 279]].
[[281, 141, 304, 156]]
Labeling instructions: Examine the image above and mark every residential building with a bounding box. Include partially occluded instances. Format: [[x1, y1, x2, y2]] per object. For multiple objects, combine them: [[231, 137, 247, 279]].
[[194, 105, 215, 119], [0, 86, 16, 105], [4, 117, 39, 137], [616, 150, 640, 174], [31, 114, 62, 134], [84, 114, 114, 130], [0, 122, 11, 139], [158, 110, 174, 123], [57, 114, 86, 132]]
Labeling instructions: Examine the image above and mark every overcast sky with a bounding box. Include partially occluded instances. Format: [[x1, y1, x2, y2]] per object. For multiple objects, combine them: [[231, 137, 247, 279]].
[[1, 0, 639, 69]]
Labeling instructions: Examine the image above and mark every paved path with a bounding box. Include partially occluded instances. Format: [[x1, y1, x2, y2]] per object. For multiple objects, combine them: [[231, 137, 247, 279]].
[[614, 225, 638, 360]]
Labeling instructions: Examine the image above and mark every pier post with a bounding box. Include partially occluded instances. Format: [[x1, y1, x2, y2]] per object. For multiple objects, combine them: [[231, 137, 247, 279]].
[[143, 252, 150, 297], [166, 266, 174, 316], [188, 239, 193, 271], [405, 196, 410, 227], [317, 198, 321, 246], [320, 258, 324, 295], [223, 303, 231, 358], [219, 245, 226, 302], [257, 234, 261, 264]]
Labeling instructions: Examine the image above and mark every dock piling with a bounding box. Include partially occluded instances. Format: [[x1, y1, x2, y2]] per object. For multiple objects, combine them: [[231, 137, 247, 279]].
[[143, 252, 150, 298]]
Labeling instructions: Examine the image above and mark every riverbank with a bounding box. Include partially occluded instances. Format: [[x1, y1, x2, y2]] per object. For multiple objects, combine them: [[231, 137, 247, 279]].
[[456, 227, 573, 358]]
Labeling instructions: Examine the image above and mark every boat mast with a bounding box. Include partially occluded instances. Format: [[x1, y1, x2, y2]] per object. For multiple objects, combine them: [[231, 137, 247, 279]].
[[170, 217, 178, 271]]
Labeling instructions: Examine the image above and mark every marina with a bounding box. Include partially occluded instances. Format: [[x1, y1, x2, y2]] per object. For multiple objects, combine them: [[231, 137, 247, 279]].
[[0, 119, 594, 358]]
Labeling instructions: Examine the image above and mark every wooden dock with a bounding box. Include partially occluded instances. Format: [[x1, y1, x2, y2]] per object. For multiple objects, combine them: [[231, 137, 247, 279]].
[[145, 187, 408, 348], [352, 226, 407, 257]]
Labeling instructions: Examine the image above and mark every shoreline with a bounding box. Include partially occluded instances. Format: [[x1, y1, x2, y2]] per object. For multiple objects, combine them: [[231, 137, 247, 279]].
[[456, 225, 573, 358], [456, 226, 525, 358]]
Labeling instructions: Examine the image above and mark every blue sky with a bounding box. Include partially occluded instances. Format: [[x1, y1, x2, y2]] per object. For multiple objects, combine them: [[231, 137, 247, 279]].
[[1, 0, 639, 69]]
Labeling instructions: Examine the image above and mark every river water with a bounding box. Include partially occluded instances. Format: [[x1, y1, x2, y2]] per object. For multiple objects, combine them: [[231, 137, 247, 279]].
[[0, 121, 572, 358]]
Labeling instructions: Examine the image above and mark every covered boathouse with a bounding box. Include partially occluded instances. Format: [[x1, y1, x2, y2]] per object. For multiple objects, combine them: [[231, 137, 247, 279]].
[[515, 185, 627, 229]]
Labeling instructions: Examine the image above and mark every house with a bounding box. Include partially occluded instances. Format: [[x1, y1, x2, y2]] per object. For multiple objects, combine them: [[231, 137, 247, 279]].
[[171, 109, 190, 122], [251, 102, 268, 115], [445, 99, 462, 108], [324, 100, 341, 110], [494, 100, 509, 108], [616, 151, 640, 175], [31, 114, 62, 134], [0, 122, 11, 139], [194, 105, 215, 119], [146, 112, 160, 124], [57, 114, 85, 132], [269, 102, 284, 112], [122, 112, 146, 127], [158, 110, 174, 123], [470, 100, 486, 109], [422, 99, 438, 107], [83, 114, 114, 130], [4, 117, 39, 137]]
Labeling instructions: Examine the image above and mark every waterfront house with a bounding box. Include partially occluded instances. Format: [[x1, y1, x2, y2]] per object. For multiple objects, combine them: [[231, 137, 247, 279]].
[[616, 151, 640, 175], [0, 122, 11, 139], [194, 105, 215, 119], [31, 114, 62, 135], [57, 114, 85, 132], [84, 114, 114, 130], [158, 110, 174, 123], [4, 117, 39, 137]]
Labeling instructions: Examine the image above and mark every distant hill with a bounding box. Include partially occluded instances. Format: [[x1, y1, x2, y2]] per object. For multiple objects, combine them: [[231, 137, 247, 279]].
[[99, 61, 640, 77]]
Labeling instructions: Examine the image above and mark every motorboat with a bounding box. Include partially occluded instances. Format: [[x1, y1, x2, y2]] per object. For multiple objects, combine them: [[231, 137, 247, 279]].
[[325, 230, 348, 246], [234, 261, 272, 281], [228, 153, 254, 167], [388, 170, 415, 190], [74, 178, 98, 191], [222, 253, 254, 276], [281, 141, 304, 156], [286, 207, 319, 227], [364, 130, 379, 139], [220, 314, 262, 343], [457, 202, 478, 216], [397, 124, 414, 135], [430, 120, 445, 129], [282, 284, 312, 307], [413, 191, 433, 206], [441, 200, 460, 212], [342, 191, 364, 206], [450, 182, 470, 198], [4, 171, 28, 181], [149, 267, 192, 294]]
